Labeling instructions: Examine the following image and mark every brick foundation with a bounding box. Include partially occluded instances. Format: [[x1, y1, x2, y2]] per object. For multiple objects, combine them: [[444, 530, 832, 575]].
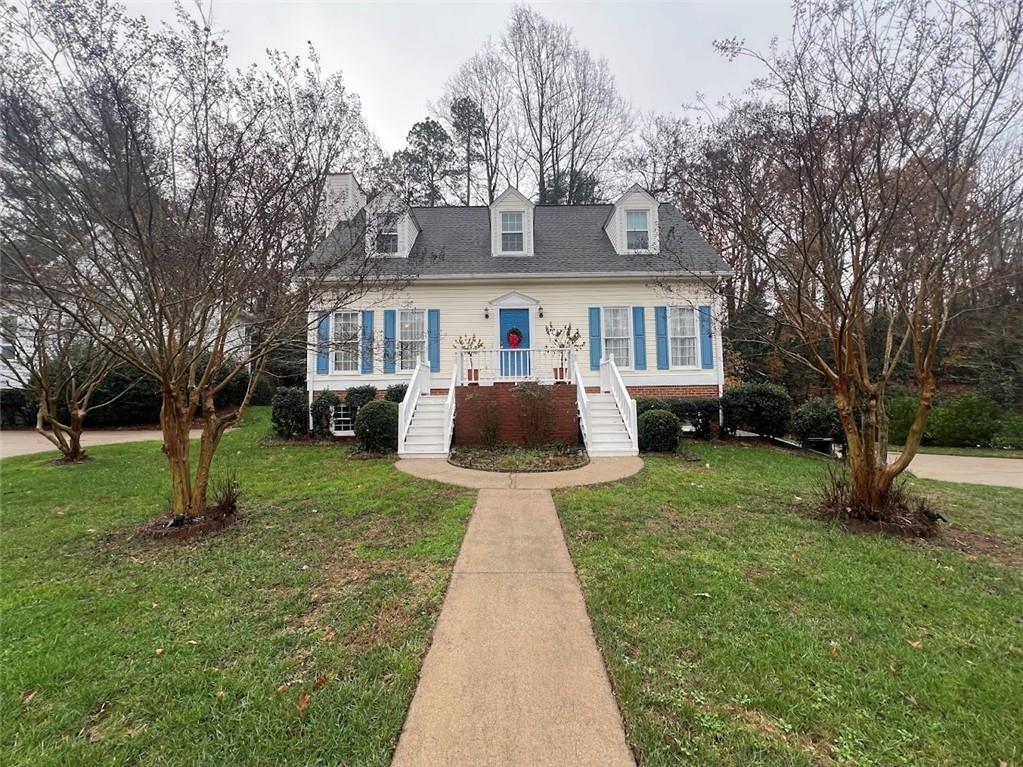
[[583, 384, 720, 398], [454, 382, 579, 446]]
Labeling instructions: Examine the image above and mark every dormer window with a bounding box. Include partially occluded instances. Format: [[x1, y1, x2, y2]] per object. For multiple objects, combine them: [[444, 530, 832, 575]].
[[376, 217, 399, 255], [501, 212, 524, 252], [626, 210, 649, 250]]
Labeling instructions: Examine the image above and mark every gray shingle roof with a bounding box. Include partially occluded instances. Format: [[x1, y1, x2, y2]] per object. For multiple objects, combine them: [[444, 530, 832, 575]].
[[312, 202, 729, 278]]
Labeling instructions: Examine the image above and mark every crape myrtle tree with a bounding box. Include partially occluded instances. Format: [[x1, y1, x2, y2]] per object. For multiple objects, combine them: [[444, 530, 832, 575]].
[[1, 0, 409, 517], [674, 0, 1023, 519], [0, 274, 129, 462]]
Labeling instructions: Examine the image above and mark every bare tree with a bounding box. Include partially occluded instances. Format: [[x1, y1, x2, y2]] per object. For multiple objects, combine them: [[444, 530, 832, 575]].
[[0, 280, 128, 461], [1, 0, 410, 518], [695, 0, 1023, 519]]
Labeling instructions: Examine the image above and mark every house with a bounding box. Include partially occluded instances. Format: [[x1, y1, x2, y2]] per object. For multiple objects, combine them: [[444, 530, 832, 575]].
[[308, 173, 730, 457]]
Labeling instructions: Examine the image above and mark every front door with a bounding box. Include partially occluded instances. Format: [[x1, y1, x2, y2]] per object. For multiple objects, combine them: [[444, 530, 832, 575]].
[[499, 308, 530, 377]]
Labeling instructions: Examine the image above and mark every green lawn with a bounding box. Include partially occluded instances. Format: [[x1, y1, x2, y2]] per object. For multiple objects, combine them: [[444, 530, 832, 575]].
[[1, 408, 475, 766], [556, 444, 1023, 767]]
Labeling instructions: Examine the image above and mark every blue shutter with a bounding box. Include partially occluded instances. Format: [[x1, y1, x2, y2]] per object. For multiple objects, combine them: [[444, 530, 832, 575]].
[[655, 307, 669, 370], [427, 309, 440, 372], [383, 310, 396, 374], [316, 312, 329, 374], [632, 306, 646, 370], [699, 305, 714, 369], [588, 307, 602, 370], [360, 311, 374, 374]]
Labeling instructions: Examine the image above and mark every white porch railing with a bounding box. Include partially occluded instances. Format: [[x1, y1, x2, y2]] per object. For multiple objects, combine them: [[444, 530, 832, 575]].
[[601, 354, 638, 452], [398, 359, 430, 451], [574, 356, 591, 446], [456, 348, 575, 385], [442, 353, 459, 452]]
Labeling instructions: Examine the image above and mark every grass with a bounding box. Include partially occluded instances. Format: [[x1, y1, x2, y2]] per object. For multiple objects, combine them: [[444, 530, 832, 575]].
[[1, 407, 475, 766], [890, 444, 1023, 459], [555, 443, 1023, 767]]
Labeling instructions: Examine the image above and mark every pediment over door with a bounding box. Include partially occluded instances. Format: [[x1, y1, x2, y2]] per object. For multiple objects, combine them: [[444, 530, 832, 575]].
[[489, 290, 539, 307]]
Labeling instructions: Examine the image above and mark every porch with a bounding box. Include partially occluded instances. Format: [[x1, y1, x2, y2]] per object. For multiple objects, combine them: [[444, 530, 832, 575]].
[[396, 348, 638, 459]]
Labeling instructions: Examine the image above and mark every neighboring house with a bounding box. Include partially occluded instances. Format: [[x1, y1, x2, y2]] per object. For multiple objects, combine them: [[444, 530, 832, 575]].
[[308, 173, 730, 457]]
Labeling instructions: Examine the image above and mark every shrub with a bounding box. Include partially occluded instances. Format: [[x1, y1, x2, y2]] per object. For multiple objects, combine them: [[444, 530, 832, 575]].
[[354, 399, 399, 453], [721, 383, 792, 438], [638, 409, 682, 452], [887, 396, 918, 445], [271, 387, 308, 439], [513, 381, 555, 447], [309, 390, 341, 440], [87, 365, 163, 427], [635, 396, 671, 416], [344, 385, 378, 418], [666, 397, 720, 439], [385, 383, 408, 403], [992, 415, 1023, 449], [1, 388, 36, 427], [926, 393, 999, 447], [792, 397, 845, 445]]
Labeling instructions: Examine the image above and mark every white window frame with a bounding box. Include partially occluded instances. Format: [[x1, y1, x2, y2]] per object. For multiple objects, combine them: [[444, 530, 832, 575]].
[[332, 400, 355, 435], [626, 209, 650, 251], [668, 306, 700, 369], [332, 310, 360, 374], [0, 316, 17, 361], [398, 308, 427, 372], [375, 217, 400, 256], [601, 306, 632, 369], [501, 211, 524, 254]]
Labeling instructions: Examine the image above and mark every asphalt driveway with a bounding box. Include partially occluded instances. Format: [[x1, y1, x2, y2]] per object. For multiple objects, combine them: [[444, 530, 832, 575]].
[[890, 452, 1023, 489]]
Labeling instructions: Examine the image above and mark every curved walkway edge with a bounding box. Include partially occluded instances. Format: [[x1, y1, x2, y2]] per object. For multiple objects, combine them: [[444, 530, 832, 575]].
[[394, 455, 644, 489], [391, 457, 642, 767]]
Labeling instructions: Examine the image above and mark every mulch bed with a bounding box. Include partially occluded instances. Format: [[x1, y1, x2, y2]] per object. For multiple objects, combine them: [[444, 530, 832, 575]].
[[137, 508, 240, 542], [448, 445, 589, 473]]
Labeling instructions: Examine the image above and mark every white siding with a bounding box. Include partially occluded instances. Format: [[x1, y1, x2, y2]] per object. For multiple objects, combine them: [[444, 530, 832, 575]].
[[605, 189, 659, 255], [308, 277, 723, 392]]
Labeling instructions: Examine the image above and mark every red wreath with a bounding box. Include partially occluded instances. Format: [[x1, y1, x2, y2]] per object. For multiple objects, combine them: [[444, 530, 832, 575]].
[[506, 327, 523, 348]]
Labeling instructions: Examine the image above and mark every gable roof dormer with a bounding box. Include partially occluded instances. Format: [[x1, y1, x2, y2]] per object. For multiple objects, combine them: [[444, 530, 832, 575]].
[[366, 190, 419, 258], [605, 184, 659, 255], [490, 187, 535, 257]]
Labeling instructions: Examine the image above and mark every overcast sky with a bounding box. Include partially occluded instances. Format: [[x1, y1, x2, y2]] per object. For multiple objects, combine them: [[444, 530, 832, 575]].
[[123, 1, 792, 153]]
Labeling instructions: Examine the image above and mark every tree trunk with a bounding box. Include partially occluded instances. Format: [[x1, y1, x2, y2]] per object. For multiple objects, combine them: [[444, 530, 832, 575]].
[[161, 394, 197, 517]]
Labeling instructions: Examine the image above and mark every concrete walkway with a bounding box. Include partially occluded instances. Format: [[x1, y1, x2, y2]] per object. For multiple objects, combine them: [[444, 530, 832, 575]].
[[0, 428, 202, 459], [395, 456, 644, 489], [391, 459, 641, 767], [890, 452, 1023, 489]]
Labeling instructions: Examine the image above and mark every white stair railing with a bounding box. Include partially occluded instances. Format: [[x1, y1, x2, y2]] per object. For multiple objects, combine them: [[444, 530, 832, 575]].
[[574, 357, 592, 449], [601, 354, 638, 452], [442, 353, 460, 452], [398, 359, 430, 453]]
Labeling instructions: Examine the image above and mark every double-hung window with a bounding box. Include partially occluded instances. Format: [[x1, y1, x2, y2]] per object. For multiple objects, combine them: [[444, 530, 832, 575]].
[[669, 307, 698, 367], [398, 309, 426, 371], [333, 311, 360, 372], [602, 306, 631, 367], [376, 217, 399, 255], [501, 211, 524, 253], [626, 210, 649, 250], [0, 317, 17, 361]]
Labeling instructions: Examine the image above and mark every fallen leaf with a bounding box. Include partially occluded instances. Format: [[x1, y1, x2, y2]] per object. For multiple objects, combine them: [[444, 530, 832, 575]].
[[21, 690, 38, 705], [692, 592, 712, 598], [314, 675, 331, 689], [296, 692, 311, 714], [907, 640, 923, 649], [323, 628, 337, 642], [155, 648, 165, 656], [216, 690, 225, 700], [829, 642, 841, 659], [187, 640, 199, 645], [276, 683, 289, 695]]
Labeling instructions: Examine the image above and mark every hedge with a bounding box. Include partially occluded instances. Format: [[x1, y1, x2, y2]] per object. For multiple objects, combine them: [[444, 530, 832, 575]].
[[271, 387, 308, 439], [309, 390, 341, 440], [792, 397, 845, 445], [926, 393, 999, 447], [638, 409, 682, 452], [345, 385, 379, 418], [721, 383, 792, 438], [354, 400, 398, 453]]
